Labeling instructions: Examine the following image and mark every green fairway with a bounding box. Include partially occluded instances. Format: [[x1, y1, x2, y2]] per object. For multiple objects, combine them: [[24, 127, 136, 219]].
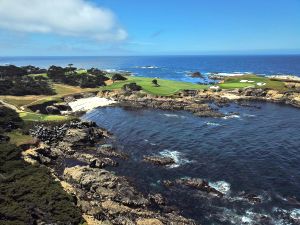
[[19, 111, 72, 122], [220, 75, 286, 91], [102, 76, 208, 96]]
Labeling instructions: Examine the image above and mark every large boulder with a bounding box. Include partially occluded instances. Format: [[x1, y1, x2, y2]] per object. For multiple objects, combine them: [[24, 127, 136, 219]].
[[143, 155, 175, 166], [175, 178, 223, 197], [53, 102, 72, 111]]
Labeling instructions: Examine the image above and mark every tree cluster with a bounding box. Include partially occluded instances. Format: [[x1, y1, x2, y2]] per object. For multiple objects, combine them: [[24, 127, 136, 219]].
[[0, 76, 55, 96], [47, 65, 109, 88], [0, 105, 84, 224]]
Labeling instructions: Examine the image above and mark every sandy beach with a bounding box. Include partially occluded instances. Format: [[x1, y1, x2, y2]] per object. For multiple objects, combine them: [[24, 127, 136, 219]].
[[68, 96, 116, 112]]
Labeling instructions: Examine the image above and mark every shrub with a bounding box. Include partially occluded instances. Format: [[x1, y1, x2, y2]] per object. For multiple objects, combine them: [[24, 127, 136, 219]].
[[0, 143, 84, 225], [0, 65, 28, 78], [112, 73, 127, 82], [152, 79, 160, 87], [0, 76, 55, 96], [122, 83, 142, 92], [0, 105, 23, 132]]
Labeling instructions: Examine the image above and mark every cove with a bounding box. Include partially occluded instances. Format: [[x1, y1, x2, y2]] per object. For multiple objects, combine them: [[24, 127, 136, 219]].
[[82, 102, 300, 224]]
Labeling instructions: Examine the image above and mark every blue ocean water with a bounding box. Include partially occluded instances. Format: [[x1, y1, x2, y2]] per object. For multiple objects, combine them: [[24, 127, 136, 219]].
[[1, 55, 300, 82], [83, 103, 300, 224]]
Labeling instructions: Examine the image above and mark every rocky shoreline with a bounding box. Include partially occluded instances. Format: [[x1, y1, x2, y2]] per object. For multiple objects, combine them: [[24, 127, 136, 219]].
[[21, 119, 277, 224], [23, 121, 197, 224], [19, 83, 300, 224], [96, 85, 300, 112]]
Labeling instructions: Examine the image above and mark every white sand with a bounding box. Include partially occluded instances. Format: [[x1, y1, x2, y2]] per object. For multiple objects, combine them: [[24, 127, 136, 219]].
[[240, 79, 249, 82], [256, 82, 266, 86], [68, 97, 116, 112]]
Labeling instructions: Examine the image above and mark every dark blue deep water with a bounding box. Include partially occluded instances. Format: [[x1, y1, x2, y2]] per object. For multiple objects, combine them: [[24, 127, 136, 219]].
[[83, 103, 300, 224], [1, 55, 300, 82]]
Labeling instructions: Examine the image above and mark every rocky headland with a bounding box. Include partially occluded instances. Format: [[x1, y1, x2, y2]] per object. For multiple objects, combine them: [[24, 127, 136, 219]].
[[23, 121, 197, 225]]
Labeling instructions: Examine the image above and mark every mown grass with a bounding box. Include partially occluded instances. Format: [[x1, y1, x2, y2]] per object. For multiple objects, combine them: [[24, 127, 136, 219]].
[[19, 112, 72, 122], [0, 96, 41, 107], [0, 83, 99, 109], [102, 76, 208, 96], [7, 130, 35, 146], [220, 75, 286, 91]]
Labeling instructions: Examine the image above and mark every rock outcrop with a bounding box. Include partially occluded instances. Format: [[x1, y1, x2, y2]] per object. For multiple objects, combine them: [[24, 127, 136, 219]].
[[143, 155, 175, 166], [23, 121, 196, 225], [97, 90, 225, 118]]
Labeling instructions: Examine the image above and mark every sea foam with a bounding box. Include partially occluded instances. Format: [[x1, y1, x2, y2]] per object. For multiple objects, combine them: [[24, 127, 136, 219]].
[[159, 149, 191, 168]]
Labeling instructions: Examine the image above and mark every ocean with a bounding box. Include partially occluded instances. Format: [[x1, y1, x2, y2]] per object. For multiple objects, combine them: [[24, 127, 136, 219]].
[[1, 55, 300, 82], [83, 102, 300, 224]]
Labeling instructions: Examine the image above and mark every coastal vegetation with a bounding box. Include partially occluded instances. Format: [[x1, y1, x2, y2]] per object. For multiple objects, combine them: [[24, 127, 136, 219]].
[[0, 104, 84, 225]]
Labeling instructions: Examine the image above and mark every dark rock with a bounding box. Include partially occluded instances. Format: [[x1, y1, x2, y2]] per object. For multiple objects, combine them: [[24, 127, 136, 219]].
[[143, 155, 175, 166], [243, 88, 267, 97], [64, 95, 76, 103], [241, 193, 262, 204], [175, 178, 224, 197], [53, 102, 72, 111], [162, 180, 174, 187], [122, 83, 142, 92], [148, 193, 166, 206], [82, 92, 97, 98], [46, 105, 61, 115], [190, 71, 204, 78], [97, 144, 128, 159], [0, 134, 10, 143], [181, 90, 199, 97], [89, 158, 118, 168]]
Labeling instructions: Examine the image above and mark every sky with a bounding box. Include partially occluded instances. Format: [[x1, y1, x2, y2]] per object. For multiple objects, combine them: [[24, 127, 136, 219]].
[[0, 0, 299, 56]]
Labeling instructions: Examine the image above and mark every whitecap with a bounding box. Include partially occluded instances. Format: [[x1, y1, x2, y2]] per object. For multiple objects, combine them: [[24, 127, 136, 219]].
[[175, 71, 185, 74], [205, 122, 221, 126], [163, 113, 186, 119], [290, 208, 300, 220], [223, 115, 240, 120], [243, 114, 256, 118], [159, 150, 191, 168], [218, 209, 270, 225], [135, 65, 159, 69], [209, 181, 231, 195]]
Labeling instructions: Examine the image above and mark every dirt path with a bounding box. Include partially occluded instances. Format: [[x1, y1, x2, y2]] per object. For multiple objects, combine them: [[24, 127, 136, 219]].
[[0, 99, 20, 112]]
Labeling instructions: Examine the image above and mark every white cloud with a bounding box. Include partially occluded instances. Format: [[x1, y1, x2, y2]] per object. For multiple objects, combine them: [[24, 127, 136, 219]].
[[0, 0, 127, 41]]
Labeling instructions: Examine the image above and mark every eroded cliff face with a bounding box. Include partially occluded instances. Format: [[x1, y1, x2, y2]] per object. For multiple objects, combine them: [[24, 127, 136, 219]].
[[22, 121, 196, 225]]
